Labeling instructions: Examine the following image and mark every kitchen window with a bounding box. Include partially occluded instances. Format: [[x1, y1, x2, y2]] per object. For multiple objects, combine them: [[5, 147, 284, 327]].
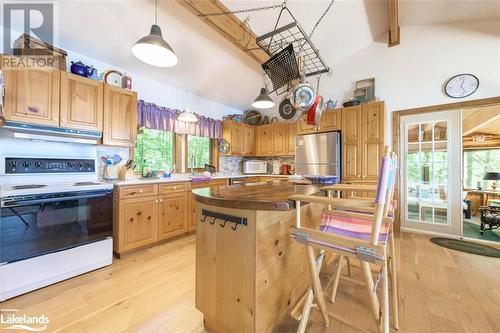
[[187, 135, 211, 168], [463, 149, 500, 188], [135, 128, 174, 172]]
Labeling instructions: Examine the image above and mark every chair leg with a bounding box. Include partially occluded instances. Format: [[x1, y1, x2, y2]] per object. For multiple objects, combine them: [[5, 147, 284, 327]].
[[297, 288, 314, 333], [381, 258, 390, 333], [346, 257, 352, 276], [389, 230, 400, 330], [330, 255, 344, 303], [306, 245, 330, 328], [361, 261, 380, 320]]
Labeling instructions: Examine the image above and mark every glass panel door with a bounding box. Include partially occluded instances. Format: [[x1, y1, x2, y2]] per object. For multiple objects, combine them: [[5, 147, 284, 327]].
[[400, 110, 462, 236]]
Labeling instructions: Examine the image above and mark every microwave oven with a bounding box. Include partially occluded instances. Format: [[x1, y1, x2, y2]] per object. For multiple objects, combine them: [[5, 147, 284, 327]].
[[243, 160, 267, 174]]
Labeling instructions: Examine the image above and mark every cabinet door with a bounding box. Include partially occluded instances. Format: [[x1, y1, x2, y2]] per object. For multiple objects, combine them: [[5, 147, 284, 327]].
[[60, 72, 103, 131], [341, 106, 361, 180], [242, 125, 254, 156], [297, 115, 317, 135], [256, 125, 273, 156], [188, 192, 197, 232], [286, 122, 297, 155], [159, 192, 188, 240], [318, 109, 341, 132], [231, 122, 243, 155], [361, 102, 385, 181], [272, 123, 287, 156], [120, 197, 158, 252], [103, 85, 138, 147], [3, 68, 60, 126]]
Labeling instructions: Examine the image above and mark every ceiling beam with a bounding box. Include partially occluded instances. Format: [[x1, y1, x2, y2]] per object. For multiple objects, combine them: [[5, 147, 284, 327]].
[[462, 105, 500, 136], [175, 0, 268, 64], [388, 0, 400, 47]]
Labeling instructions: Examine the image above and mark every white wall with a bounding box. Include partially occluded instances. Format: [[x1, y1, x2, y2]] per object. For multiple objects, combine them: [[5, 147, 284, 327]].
[[0, 28, 242, 120], [328, 19, 500, 142], [261, 19, 500, 143]]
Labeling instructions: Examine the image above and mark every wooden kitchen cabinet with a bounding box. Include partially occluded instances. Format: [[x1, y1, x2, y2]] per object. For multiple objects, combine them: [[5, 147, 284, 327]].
[[297, 114, 317, 135], [221, 120, 243, 155], [159, 192, 188, 240], [271, 123, 287, 156], [242, 124, 255, 156], [114, 196, 159, 254], [255, 124, 273, 156], [341, 101, 385, 182], [2, 68, 60, 127], [103, 84, 138, 147], [286, 122, 297, 155], [318, 108, 341, 132], [60, 72, 103, 131]]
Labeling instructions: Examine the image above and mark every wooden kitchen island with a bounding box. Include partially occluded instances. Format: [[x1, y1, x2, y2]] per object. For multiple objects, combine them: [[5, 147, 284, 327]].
[[192, 183, 323, 333]]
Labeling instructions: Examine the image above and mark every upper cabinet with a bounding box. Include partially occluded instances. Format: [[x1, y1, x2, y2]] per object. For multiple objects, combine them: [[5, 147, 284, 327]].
[[2, 68, 137, 147], [221, 120, 243, 156], [3, 68, 60, 127], [271, 123, 287, 156], [318, 109, 341, 132], [60, 72, 103, 131], [242, 124, 254, 156], [255, 124, 273, 156], [286, 122, 297, 156], [341, 101, 385, 182], [297, 114, 317, 135], [102, 85, 138, 147]]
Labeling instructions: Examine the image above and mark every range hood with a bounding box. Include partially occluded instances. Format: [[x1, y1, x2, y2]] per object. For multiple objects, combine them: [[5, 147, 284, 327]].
[[1, 121, 102, 144]]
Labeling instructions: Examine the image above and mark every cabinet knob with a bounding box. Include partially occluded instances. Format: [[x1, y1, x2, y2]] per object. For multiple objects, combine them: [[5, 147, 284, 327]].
[[173, 186, 177, 190], [53, 116, 58, 121], [155, 199, 159, 203], [139, 189, 143, 193], [159, 198, 163, 202], [62, 118, 67, 123]]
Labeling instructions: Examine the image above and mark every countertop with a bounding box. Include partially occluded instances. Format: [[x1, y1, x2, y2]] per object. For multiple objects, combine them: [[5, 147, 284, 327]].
[[113, 174, 291, 186], [192, 183, 322, 211]]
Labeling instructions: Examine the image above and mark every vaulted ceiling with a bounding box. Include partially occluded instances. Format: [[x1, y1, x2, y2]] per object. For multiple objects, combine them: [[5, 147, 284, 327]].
[[20, 0, 500, 111]]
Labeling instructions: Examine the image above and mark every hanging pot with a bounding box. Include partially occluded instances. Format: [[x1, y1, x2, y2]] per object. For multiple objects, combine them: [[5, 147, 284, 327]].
[[278, 94, 300, 121], [306, 95, 324, 125]]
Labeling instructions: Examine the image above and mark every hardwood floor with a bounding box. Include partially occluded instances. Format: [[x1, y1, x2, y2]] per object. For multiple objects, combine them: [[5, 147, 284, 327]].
[[2, 232, 499, 333]]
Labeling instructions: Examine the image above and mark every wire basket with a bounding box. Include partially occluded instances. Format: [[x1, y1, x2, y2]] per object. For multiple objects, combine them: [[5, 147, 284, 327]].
[[257, 21, 329, 81], [261, 44, 300, 93]]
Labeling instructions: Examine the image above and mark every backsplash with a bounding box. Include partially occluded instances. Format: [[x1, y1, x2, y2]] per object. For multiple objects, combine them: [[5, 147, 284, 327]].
[[218, 156, 295, 175]]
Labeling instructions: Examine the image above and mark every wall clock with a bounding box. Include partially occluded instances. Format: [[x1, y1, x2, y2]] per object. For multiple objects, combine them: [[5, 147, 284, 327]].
[[444, 74, 479, 98]]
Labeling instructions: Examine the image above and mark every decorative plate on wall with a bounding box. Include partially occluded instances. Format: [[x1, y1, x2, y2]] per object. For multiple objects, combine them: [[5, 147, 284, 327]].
[[444, 74, 479, 98]]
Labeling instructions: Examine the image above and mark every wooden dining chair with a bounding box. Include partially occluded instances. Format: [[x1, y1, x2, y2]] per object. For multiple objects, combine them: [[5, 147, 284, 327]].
[[289, 147, 398, 333]]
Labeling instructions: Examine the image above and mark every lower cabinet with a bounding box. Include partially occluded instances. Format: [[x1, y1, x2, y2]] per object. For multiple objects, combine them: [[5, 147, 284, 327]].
[[113, 183, 189, 257], [114, 196, 159, 254], [159, 192, 188, 240]]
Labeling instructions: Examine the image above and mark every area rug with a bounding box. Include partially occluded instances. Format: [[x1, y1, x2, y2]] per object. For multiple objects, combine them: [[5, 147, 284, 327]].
[[430, 238, 500, 258]]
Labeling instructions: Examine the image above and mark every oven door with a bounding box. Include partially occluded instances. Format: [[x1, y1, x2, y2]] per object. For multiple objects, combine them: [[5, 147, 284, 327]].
[[1, 189, 113, 264]]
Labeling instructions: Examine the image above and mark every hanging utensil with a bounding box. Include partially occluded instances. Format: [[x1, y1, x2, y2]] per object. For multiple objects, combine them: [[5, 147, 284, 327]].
[[306, 95, 324, 125], [292, 55, 316, 110], [278, 92, 298, 121]]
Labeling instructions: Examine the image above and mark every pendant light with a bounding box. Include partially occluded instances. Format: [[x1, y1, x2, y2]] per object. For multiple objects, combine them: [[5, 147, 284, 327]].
[[132, 0, 178, 68], [251, 87, 275, 109], [178, 107, 198, 123]]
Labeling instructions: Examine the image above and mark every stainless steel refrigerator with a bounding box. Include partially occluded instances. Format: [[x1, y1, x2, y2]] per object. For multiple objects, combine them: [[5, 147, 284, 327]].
[[295, 132, 340, 176]]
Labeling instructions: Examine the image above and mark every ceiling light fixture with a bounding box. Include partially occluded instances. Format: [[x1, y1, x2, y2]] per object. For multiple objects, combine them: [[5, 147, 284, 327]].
[[251, 87, 275, 109], [132, 0, 178, 68], [178, 107, 198, 123]]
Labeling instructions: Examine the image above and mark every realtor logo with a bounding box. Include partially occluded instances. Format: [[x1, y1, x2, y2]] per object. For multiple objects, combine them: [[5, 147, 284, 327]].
[[3, 3, 54, 55], [0, 309, 49, 332]]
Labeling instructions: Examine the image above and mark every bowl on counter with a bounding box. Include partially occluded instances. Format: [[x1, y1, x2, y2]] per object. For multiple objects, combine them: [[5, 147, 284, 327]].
[[304, 175, 340, 185]]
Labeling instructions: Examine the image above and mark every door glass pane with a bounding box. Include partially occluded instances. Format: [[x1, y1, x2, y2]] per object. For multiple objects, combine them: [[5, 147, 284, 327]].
[[405, 120, 450, 225]]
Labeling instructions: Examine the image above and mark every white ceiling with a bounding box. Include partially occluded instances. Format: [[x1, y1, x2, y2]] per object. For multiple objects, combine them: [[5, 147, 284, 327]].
[[48, 0, 500, 111]]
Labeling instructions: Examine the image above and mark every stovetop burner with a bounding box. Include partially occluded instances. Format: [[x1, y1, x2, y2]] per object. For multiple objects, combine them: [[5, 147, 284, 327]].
[[73, 182, 102, 186], [12, 184, 48, 190]]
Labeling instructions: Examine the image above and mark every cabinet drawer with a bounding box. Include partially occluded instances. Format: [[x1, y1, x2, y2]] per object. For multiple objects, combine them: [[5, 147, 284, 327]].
[[160, 182, 189, 194], [119, 184, 158, 198]]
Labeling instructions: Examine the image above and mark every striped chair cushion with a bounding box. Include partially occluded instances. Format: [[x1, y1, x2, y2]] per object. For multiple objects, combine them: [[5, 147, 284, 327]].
[[320, 210, 390, 243]]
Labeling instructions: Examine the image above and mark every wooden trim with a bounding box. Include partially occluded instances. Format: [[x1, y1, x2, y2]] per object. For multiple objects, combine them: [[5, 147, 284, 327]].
[[391, 96, 500, 230], [388, 0, 400, 47], [175, 0, 268, 64]]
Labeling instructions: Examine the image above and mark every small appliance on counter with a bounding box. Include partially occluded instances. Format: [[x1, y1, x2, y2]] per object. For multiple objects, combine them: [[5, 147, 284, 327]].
[[281, 164, 291, 175], [272, 161, 281, 175], [243, 160, 267, 174]]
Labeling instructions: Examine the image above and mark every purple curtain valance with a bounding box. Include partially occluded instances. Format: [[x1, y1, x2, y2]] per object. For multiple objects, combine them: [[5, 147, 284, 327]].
[[137, 100, 222, 139]]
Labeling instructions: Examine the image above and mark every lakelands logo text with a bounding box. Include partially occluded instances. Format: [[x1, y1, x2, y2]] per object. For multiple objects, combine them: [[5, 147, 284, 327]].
[[0, 309, 49, 332]]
